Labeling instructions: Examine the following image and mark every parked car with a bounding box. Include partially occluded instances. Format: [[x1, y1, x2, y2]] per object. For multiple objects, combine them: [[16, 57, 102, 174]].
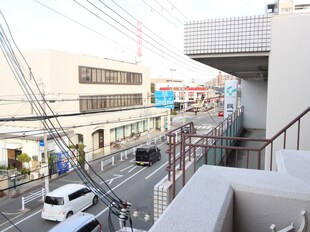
[[182, 125, 196, 134], [135, 145, 161, 166], [48, 212, 102, 232], [218, 110, 224, 117], [41, 184, 98, 222]]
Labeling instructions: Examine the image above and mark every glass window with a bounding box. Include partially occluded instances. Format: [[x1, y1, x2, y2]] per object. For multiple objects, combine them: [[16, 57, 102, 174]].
[[44, 196, 64, 205]]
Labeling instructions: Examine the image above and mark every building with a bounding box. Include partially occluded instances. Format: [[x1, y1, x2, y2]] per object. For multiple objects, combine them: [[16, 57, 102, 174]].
[[149, 2, 310, 231], [268, 0, 310, 14], [0, 49, 169, 169], [152, 78, 220, 109]]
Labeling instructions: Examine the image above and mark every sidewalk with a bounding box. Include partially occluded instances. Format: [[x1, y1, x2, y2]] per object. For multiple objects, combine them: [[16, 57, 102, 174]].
[[0, 114, 190, 206], [0, 127, 170, 207]]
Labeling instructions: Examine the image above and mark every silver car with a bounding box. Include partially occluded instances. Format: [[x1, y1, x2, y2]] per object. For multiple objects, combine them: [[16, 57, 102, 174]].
[[48, 212, 102, 232]]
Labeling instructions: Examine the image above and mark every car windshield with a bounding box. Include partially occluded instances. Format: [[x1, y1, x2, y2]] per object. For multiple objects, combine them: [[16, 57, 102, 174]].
[[45, 196, 64, 205]]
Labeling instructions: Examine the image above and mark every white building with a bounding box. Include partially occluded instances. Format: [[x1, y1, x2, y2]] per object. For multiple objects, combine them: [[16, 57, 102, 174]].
[[0, 49, 169, 167], [152, 79, 219, 109], [150, 4, 310, 232]]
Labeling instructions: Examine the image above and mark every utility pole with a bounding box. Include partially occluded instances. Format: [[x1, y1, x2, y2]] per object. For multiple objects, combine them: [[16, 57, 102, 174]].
[[42, 93, 49, 194], [169, 68, 176, 119], [147, 93, 150, 145]]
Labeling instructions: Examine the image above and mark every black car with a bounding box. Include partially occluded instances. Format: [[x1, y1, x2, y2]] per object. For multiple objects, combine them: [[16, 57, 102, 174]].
[[182, 125, 196, 134], [135, 145, 161, 166]]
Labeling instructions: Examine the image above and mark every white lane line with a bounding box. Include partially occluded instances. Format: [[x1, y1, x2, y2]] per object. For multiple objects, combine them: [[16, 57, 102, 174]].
[[2, 138, 185, 231], [96, 166, 147, 217], [2, 166, 148, 232], [120, 165, 134, 172], [145, 161, 168, 180], [1, 210, 41, 232], [128, 165, 137, 173], [100, 174, 123, 185]]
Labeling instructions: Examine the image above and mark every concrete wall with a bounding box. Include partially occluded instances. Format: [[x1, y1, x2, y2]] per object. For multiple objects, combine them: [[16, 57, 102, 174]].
[[266, 13, 310, 168], [153, 157, 196, 221], [241, 80, 267, 129], [151, 156, 310, 232]]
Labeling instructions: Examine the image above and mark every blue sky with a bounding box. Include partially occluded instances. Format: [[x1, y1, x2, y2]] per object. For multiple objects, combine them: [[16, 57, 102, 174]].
[[0, 0, 267, 82]]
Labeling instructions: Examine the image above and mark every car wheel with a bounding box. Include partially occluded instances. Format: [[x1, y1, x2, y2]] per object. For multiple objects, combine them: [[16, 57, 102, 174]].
[[93, 196, 99, 205], [66, 211, 73, 218], [158, 155, 161, 161], [149, 161, 153, 167]]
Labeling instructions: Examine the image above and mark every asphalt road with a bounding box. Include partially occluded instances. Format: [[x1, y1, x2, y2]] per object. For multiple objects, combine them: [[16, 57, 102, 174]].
[[0, 110, 222, 232]]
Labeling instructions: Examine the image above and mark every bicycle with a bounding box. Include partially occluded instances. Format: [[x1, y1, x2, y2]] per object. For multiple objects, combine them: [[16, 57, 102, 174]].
[[121, 139, 130, 146], [111, 141, 121, 149]]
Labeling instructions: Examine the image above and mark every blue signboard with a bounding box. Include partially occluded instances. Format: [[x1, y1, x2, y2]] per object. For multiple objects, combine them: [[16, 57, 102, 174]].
[[155, 91, 174, 109], [56, 152, 70, 175]]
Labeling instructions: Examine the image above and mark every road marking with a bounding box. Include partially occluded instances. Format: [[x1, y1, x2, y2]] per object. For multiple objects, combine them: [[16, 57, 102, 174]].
[[120, 165, 134, 172], [145, 161, 168, 180], [1, 136, 194, 231], [59, 179, 81, 183], [100, 174, 123, 185], [96, 167, 147, 217], [0, 210, 41, 232], [128, 165, 137, 173]]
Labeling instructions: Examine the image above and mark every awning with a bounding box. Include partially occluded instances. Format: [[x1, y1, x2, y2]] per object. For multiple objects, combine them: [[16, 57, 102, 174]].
[[0, 143, 22, 149]]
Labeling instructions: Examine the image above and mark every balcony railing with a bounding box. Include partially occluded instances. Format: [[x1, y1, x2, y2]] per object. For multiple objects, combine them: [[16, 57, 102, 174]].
[[166, 106, 310, 198]]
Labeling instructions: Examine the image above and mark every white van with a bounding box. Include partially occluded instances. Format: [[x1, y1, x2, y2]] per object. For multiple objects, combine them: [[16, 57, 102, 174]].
[[41, 184, 98, 222]]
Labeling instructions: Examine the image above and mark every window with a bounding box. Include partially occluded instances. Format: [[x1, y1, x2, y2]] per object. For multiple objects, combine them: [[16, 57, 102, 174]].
[[45, 196, 64, 205], [79, 94, 143, 112], [69, 190, 81, 201], [79, 66, 142, 85], [77, 219, 100, 232]]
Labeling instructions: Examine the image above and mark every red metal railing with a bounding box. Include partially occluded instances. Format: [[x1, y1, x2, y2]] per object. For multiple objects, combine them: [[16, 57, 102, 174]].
[[166, 106, 310, 199]]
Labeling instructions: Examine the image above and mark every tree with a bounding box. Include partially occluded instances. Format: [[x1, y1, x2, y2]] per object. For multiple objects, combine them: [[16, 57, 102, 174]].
[[16, 153, 31, 174], [151, 83, 155, 103], [16, 153, 31, 166]]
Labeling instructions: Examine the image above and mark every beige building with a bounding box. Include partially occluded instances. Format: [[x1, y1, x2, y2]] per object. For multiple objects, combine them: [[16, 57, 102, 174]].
[[0, 49, 169, 167]]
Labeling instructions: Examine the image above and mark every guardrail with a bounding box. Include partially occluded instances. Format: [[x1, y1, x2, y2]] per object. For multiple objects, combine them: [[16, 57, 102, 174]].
[[21, 188, 45, 211], [100, 135, 166, 170]]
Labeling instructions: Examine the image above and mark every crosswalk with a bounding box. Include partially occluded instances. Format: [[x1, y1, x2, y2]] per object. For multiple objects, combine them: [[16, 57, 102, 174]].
[[195, 125, 212, 130]]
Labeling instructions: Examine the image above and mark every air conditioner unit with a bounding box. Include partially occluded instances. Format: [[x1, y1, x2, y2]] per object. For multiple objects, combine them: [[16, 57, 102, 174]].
[[30, 172, 39, 180]]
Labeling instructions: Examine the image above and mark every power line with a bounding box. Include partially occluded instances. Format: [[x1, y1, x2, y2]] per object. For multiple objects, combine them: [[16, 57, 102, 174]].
[[108, 0, 215, 75], [165, 0, 191, 22], [152, 0, 185, 25], [33, 0, 216, 80], [95, 0, 216, 75], [75, 0, 211, 76], [0, 11, 129, 229], [140, 0, 183, 30]]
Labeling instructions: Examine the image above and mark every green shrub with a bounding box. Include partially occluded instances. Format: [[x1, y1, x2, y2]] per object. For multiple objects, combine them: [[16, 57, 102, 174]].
[[0, 165, 7, 170], [21, 168, 30, 175]]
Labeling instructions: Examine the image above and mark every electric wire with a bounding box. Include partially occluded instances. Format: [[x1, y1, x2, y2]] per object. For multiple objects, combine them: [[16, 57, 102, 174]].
[[0, 211, 22, 232], [0, 12, 127, 227], [81, 0, 215, 75], [74, 0, 202, 76], [165, 0, 191, 22], [152, 0, 185, 25], [33, 0, 215, 79], [140, 0, 182, 30], [99, 0, 214, 75]]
